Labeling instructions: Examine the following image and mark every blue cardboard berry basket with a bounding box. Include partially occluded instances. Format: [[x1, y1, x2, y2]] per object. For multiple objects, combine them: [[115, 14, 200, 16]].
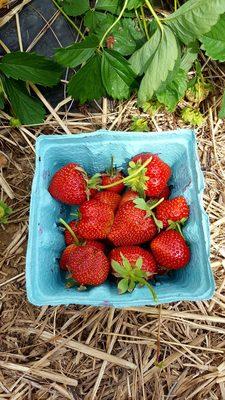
[[26, 129, 215, 307]]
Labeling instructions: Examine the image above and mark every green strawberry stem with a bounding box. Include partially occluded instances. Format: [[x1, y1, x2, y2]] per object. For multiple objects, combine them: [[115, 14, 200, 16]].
[[98, 157, 152, 190], [167, 220, 185, 238], [138, 277, 158, 302], [59, 218, 79, 245], [108, 156, 115, 177]]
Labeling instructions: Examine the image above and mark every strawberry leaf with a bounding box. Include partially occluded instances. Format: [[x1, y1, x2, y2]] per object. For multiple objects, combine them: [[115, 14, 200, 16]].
[[96, 0, 121, 14], [180, 42, 199, 72], [62, 0, 89, 16], [118, 278, 129, 294], [68, 54, 106, 103], [130, 28, 161, 75], [138, 26, 179, 102], [200, 14, 225, 62], [84, 10, 115, 32], [0, 52, 62, 87], [156, 69, 188, 112], [101, 49, 137, 100], [55, 35, 99, 68], [1, 76, 46, 125], [127, 0, 144, 10], [165, 0, 225, 45]]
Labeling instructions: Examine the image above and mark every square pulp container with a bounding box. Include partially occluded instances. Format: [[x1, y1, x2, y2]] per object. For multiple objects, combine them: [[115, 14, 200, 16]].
[[26, 130, 215, 307]]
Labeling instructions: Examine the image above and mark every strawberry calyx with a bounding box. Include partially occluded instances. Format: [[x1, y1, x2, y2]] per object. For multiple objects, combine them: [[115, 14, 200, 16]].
[[65, 272, 77, 288], [98, 157, 152, 192], [111, 254, 157, 301], [0, 200, 12, 224], [125, 159, 149, 197], [133, 197, 164, 230], [65, 272, 87, 290], [167, 217, 187, 237]]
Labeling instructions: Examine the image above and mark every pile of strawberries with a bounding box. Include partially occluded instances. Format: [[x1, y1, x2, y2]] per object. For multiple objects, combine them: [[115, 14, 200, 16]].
[[48, 153, 190, 299]]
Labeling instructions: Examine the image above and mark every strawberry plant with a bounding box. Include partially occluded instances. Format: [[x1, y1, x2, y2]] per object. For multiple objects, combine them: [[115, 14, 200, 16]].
[[53, 0, 225, 117]]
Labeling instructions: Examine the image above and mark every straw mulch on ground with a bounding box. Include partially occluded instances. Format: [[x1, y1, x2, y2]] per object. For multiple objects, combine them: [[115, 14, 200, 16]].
[[0, 2, 225, 399]]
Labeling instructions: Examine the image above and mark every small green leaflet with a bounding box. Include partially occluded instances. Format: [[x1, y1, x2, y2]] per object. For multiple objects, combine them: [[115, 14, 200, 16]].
[[138, 26, 179, 102], [118, 278, 129, 294], [219, 91, 225, 119], [96, 0, 121, 14], [1, 76, 45, 124], [129, 28, 161, 75], [110, 18, 145, 57], [68, 54, 106, 103], [84, 10, 115, 31], [62, 0, 89, 16], [101, 49, 137, 100], [180, 42, 199, 72], [200, 14, 225, 62], [156, 69, 188, 112], [165, 0, 225, 45], [0, 200, 12, 224], [0, 52, 62, 87], [111, 260, 127, 277], [84, 13, 145, 57], [126, 0, 144, 10], [55, 35, 99, 68]]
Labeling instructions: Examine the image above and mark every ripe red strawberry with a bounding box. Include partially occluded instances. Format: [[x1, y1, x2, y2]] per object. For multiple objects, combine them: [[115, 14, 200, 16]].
[[101, 171, 125, 193], [49, 163, 88, 205], [128, 153, 171, 197], [60, 244, 76, 270], [110, 246, 157, 299], [151, 185, 170, 200], [77, 199, 114, 240], [110, 246, 157, 277], [155, 196, 189, 229], [93, 191, 121, 211], [67, 245, 110, 286], [119, 190, 138, 208], [150, 230, 190, 270], [62, 219, 105, 252], [108, 198, 158, 246]]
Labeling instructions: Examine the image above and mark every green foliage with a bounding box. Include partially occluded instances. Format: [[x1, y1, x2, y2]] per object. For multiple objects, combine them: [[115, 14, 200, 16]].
[[68, 54, 106, 103], [101, 49, 137, 100], [133, 26, 180, 102], [0, 52, 62, 124], [62, 0, 89, 16], [181, 107, 205, 126], [200, 14, 225, 62], [130, 116, 148, 131], [55, 35, 99, 67], [0, 52, 62, 86], [1, 76, 46, 125], [165, 0, 225, 44], [0, 200, 12, 224]]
